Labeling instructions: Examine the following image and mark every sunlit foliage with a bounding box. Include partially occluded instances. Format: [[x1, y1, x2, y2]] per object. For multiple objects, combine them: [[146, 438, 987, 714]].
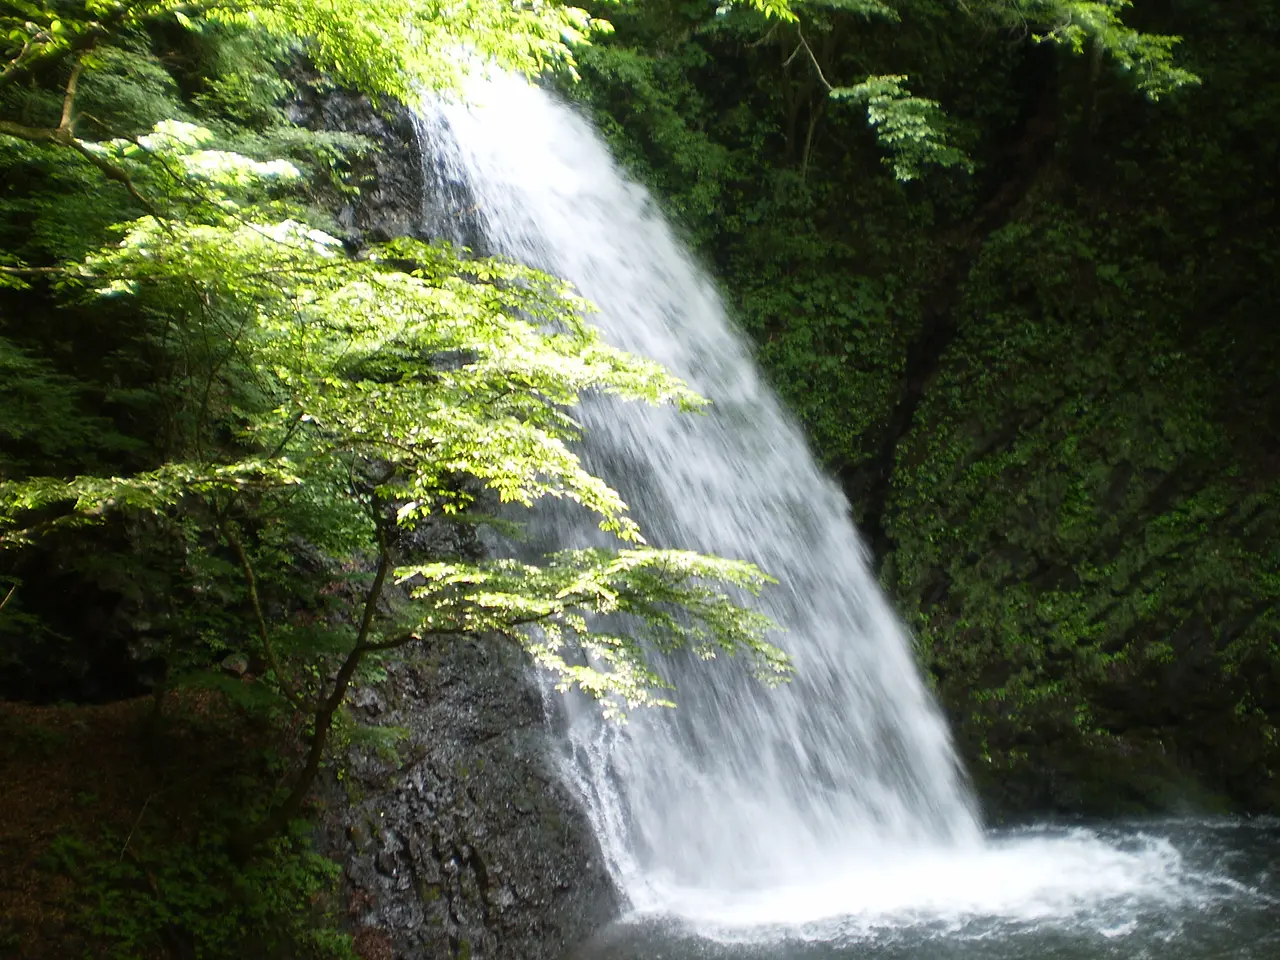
[[0, 0, 789, 870]]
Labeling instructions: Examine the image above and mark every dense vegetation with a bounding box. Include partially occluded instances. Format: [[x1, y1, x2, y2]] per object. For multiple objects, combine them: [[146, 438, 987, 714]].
[[1, 0, 1276, 954], [568, 0, 1280, 815]]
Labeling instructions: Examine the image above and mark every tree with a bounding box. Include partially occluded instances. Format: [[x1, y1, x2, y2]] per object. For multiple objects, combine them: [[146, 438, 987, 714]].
[[704, 0, 1198, 180], [0, 1, 788, 855]]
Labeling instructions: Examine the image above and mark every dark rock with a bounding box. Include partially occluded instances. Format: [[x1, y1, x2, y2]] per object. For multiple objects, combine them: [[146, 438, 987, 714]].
[[287, 82, 422, 244], [316, 640, 619, 960], [352, 686, 385, 715], [287, 71, 487, 253]]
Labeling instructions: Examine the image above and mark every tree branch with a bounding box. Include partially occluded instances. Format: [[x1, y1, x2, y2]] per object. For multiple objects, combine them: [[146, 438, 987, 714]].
[[352, 626, 479, 654], [237, 522, 398, 854], [60, 60, 83, 134], [0, 264, 67, 275], [0, 119, 59, 142], [267, 410, 307, 460], [750, 23, 780, 48], [0, 28, 99, 94], [65, 137, 163, 218], [0, 2, 226, 94], [0, 119, 163, 219], [796, 27, 834, 92], [219, 517, 306, 710], [352, 525, 393, 650]]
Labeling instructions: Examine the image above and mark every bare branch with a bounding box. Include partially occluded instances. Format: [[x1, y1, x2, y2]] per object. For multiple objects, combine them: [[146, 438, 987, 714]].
[[267, 410, 307, 460], [0, 119, 59, 142], [0, 120, 164, 219], [238, 523, 400, 853], [65, 137, 164, 218], [0, 19, 106, 93], [0, 264, 67, 276], [118, 792, 155, 862], [355, 628, 472, 653], [0, 2, 227, 94], [797, 26, 834, 92], [353, 526, 393, 649], [354, 631, 419, 653], [749, 23, 780, 48], [59, 60, 83, 134]]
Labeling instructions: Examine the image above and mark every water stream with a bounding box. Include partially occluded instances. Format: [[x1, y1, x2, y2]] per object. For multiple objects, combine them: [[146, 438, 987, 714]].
[[412, 73, 1279, 957]]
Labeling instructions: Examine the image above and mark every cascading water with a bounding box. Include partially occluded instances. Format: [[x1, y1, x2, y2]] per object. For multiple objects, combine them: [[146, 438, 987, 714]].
[[416, 67, 979, 883], [410, 73, 1280, 954]]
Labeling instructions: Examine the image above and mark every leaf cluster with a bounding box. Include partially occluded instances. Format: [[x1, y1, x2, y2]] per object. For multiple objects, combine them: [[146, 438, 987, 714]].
[[0, 0, 791, 885]]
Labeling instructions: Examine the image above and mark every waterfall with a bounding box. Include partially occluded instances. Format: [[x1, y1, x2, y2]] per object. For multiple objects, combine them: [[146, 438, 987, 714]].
[[412, 73, 983, 910]]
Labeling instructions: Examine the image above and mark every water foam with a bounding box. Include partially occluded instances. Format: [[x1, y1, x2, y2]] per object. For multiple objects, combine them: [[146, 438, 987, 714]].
[[638, 828, 1210, 940]]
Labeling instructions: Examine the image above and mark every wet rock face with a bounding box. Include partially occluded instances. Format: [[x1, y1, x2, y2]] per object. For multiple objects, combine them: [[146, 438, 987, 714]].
[[287, 83, 423, 244], [318, 640, 619, 960], [288, 80, 486, 251]]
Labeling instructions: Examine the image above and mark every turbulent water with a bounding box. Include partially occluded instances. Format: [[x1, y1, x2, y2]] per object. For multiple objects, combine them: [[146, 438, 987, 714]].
[[574, 820, 1280, 960], [411, 74, 1280, 955]]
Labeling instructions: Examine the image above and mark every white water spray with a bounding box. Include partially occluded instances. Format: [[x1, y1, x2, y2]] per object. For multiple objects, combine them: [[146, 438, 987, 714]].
[[411, 74, 1246, 936]]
